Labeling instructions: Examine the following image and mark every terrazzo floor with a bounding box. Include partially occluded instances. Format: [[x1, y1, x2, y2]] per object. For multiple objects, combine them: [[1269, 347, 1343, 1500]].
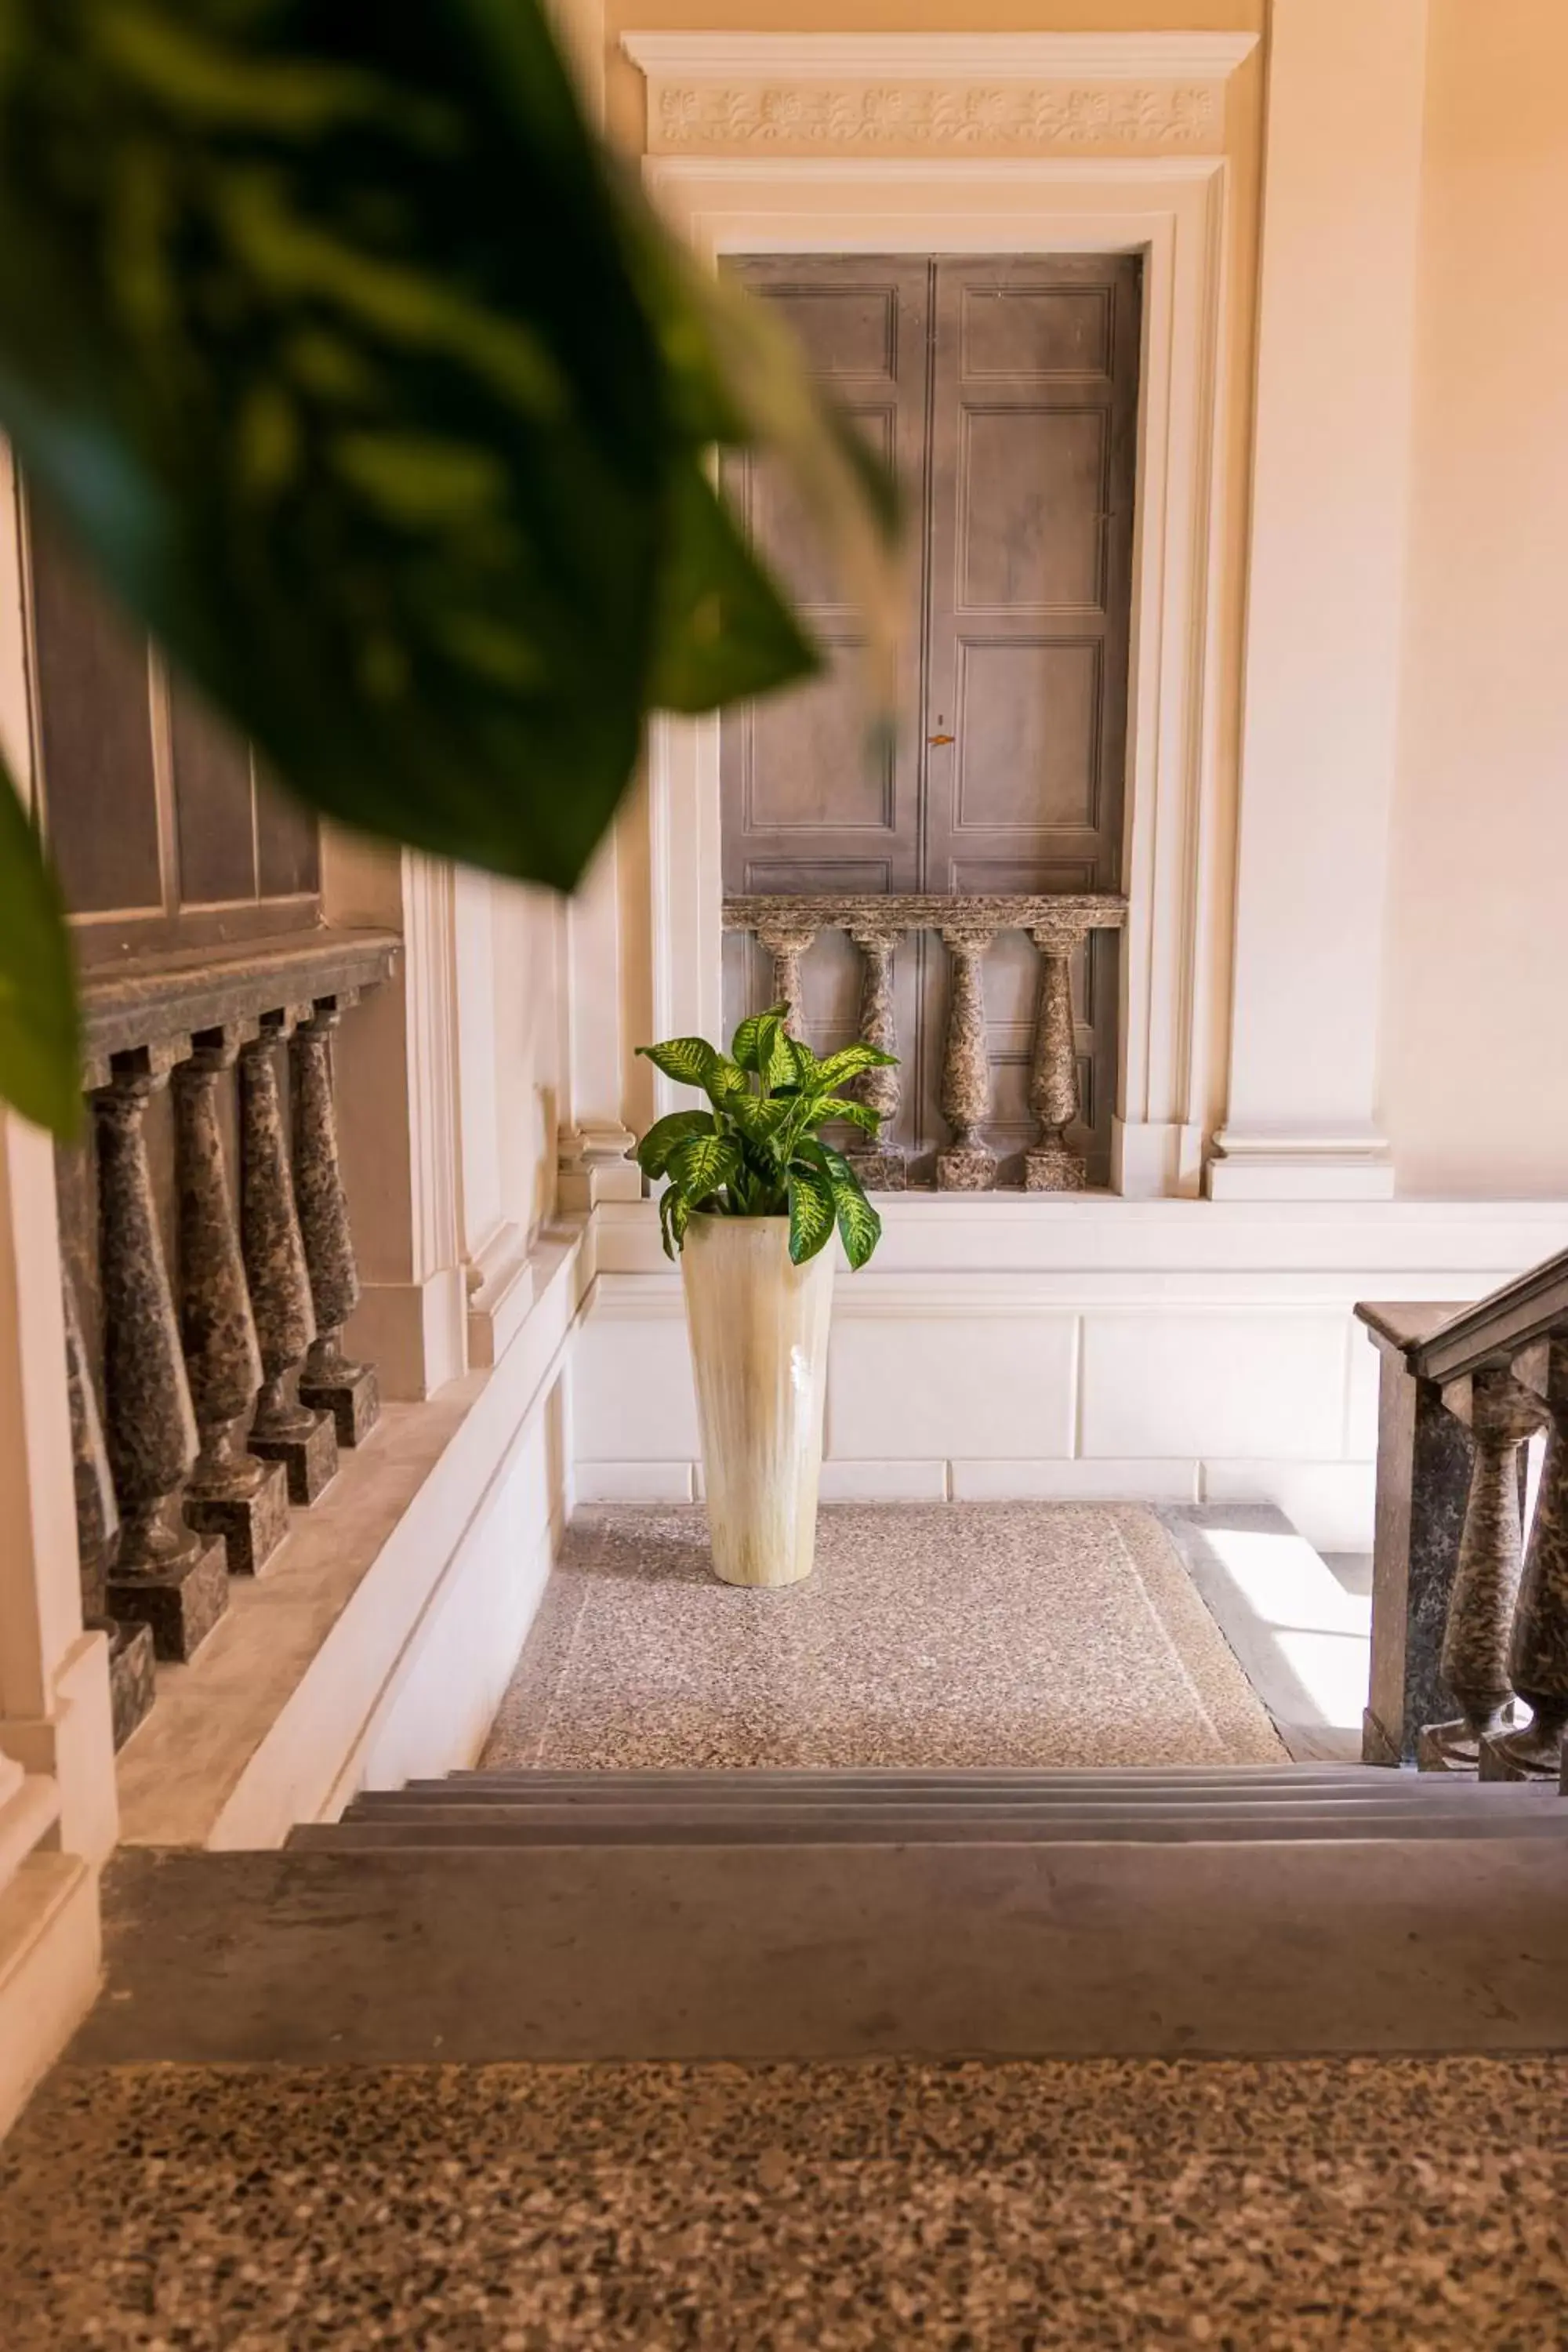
[[2, 2056, 1563, 2348], [481, 1503, 1289, 1771]]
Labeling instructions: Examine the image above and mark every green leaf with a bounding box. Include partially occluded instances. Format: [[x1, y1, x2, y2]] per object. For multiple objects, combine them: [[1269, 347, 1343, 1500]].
[[786, 1163, 835, 1264], [649, 459, 818, 713], [702, 1055, 749, 1108], [0, 756, 81, 1138], [799, 1137, 882, 1270], [814, 1043, 898, 1090], [761, 1026, 801, 1093], [0, 2, 892, 899], [731, 1004, 788, 1073], [637, 1035, 717, 1090], [635, 1108, 714, 1178], [727, 1092, 793, 1147], [667, 1129, 741, 1201], [815, 1094, 881, 1134], [657, 1181, 691, 1261]]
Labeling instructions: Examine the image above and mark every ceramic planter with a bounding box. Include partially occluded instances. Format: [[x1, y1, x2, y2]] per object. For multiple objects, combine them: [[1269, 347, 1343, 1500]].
[[681, 1212, 834, 1588]]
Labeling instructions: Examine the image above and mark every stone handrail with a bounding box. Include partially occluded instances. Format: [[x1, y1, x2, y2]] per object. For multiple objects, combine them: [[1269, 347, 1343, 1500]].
[[1357, 1275, 1568, 1793], [723, 891, 1127, 1193], [66, 927, 399, 1748]]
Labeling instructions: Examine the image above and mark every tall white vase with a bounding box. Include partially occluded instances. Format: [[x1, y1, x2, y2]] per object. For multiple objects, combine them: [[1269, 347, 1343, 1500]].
[[681, 1213, 834, 1588]]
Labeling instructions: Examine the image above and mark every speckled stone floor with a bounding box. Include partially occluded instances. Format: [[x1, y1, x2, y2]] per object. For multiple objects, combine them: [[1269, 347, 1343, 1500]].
[[481, 1504, 1288, 1771], [2, 2056, 1563, 2348]]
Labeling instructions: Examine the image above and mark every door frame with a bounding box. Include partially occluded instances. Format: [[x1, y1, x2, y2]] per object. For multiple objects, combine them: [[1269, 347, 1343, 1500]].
[[630, 42, 1247, 1197]]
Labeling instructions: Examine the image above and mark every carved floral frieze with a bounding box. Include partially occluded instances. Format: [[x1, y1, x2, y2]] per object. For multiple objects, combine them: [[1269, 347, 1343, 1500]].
[[650, 79, 1221, 157]]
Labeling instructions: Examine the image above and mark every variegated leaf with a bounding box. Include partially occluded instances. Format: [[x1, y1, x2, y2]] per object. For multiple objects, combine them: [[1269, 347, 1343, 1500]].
[[786, 1164, 836, 1264], [667, 1129, 742, 1201], [636, 1108, 715, 1178], [637, 1035, 717, 1089]]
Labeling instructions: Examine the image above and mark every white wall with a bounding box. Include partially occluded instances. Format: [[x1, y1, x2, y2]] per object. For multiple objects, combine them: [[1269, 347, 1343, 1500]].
[[1381, 0, 1568, 1196]]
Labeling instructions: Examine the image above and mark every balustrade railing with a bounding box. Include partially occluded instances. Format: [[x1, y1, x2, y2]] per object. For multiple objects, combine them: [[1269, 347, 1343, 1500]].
[[724, 893, 1127, 1193], [63, 930, 397, 1748], [1358, 1247, 1568, 1789]]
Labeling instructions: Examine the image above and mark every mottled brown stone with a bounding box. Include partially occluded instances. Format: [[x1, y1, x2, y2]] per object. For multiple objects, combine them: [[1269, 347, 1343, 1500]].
[[93, 1052, 228, 1663], [62, 1266, 157, 1747], [1418, 1370, 1541, 1773], [845, 928, 904, 1192], [1481, 1340, 1568, 1783], [753, 920, 818, 1043], [292, 996, 379, 1449], [174, 1026, 290, 1575], [239, 1018, 338, 1504], [1024, 928, 1087, 1192], [936, 930, 996, 1191]]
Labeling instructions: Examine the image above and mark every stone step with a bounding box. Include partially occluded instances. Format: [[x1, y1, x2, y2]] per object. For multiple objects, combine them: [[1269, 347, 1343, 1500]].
[[379, 1765, 1499, 1806], [75, 1836, 1568, 2065], [299, 1796, 1568, 1849]]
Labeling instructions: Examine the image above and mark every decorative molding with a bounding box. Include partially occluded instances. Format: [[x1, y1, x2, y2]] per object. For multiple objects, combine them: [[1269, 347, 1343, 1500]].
[[625, 32, 1257, 159], [641, 156, 1230, 1200]]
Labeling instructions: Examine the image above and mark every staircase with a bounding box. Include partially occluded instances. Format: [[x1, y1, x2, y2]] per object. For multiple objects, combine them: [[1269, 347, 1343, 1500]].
[[291, 1762, 1568, 1847], [72, 1761, 1568, 2071]]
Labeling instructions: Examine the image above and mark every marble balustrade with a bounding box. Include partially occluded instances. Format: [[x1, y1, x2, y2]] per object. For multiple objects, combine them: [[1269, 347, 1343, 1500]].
[[61, 931, 397, 1747], [1358, 1256, 1568, 1792], [724, 893, 1128, 1194]]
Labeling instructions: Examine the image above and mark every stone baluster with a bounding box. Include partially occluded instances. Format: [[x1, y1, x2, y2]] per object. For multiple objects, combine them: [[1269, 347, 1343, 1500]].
[[1025, 924, 1087, 1192], [60, 1264, 155, 1745], [755, 920, 818, 1043], [845, 924, 905, 1191], [937, 927, 996, 1190], [1481, 1338, 1568, 1782], [174, 1026, 291, 1575], [93, 1051, 229, 1661], [1417, 1369, 1542, 1772], [292, 994, 379, 1446], [239, 1014, 338, 1504]]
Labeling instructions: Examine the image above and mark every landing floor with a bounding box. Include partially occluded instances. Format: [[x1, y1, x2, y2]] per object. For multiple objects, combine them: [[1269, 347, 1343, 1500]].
[[481, 1504, 1289, 1772], [2, 2056, 1562, 2348]]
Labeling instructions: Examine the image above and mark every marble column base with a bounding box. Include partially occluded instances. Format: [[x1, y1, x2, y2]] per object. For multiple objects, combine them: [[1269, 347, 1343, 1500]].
[[1478, 1719, 1563, 1784], [845, 1148, 906, 1193], [1024, 1145, 1087, 1194], [937, 1145, 996, 1192], [300, 1359, 379, 1449], [108, 1537, 229, 1663], [103, 1620, 157, 1751], [1414, 1711, 1513, 1777], [185, 1456, 290, 1577], [249, 1409, 338, 1506]]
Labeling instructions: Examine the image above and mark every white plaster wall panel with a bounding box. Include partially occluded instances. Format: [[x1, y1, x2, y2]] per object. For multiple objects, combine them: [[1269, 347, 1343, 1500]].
[[826, 1315, 1076, 1461], [952, 1458, 1200, 1504], [1344, 1320, 1383, 1464], [577, 1461, 696, 1504], [1080, 1311, 1345, 1461], [819, 1460, 949, 1503], [572, 1312, 699, 1461], [1202, 1461, 1377, 1556]]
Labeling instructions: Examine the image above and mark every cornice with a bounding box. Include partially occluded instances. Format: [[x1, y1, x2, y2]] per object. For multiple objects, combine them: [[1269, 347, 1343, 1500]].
[[621, 34, 1260, 83], [622, 31, 1257, 158]]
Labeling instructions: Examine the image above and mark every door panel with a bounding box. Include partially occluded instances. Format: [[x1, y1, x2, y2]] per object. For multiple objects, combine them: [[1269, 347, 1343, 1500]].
[[720, 253, 1139, 1187], [720, 259, 929, 902]]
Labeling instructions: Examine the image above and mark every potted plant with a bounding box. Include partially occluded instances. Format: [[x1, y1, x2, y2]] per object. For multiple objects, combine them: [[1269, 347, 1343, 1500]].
[[636, 1008, 895, 1588]]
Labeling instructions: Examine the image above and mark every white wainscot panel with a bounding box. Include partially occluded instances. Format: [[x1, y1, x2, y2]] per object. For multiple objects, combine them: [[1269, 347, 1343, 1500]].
[[1344, 1321, 1381, 1462], [1202, 1461, 1377, 1555], [573, 1313, 699, 1461], [827, 1316, 1076, 1461], [1080, 1311, 1348, 1461]]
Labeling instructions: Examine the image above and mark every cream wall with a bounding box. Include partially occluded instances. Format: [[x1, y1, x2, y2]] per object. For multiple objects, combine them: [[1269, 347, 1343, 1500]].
[[1381, 0, 1568, 1197]]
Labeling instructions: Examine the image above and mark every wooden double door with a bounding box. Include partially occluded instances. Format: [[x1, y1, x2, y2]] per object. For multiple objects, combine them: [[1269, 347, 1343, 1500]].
[[720, 253, 1141, 1185]]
